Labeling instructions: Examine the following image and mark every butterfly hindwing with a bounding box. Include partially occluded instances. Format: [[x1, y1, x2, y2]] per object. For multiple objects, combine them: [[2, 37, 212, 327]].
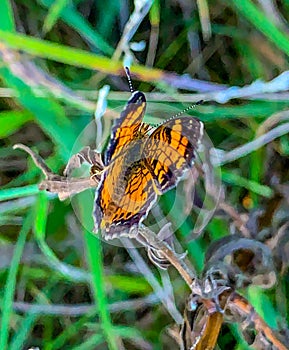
[[94, 155, 157, 238], [143, 117, 203, 193]]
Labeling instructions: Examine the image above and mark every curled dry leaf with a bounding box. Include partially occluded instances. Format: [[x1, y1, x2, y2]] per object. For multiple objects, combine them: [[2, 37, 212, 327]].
[[204, 235, 276, 289], [13, 143, 101, 200]]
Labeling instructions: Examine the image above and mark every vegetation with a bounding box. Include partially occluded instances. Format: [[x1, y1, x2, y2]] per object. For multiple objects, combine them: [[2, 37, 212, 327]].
[[1, 0, 289, 349]]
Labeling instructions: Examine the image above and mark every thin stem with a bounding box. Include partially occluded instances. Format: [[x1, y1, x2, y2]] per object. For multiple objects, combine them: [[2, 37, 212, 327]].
[[138, 225, 196, 288]]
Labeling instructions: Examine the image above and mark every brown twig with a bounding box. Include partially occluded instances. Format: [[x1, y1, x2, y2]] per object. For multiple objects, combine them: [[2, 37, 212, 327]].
[[138, 225, 196, 288], [219, 201, 250, 237], [228, 293, 288, 350]]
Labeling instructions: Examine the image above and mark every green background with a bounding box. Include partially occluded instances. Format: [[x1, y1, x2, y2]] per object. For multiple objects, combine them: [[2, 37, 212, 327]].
[[0, 0, 289, 349]]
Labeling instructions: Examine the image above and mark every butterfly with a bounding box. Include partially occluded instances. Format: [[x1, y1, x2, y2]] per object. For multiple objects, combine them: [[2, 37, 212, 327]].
[[93, 82, 203, 240]]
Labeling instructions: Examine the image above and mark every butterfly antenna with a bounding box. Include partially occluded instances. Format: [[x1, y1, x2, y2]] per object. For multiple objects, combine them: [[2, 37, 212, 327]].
[[172, 99, 204, 118], [125, 67, 134, 93]]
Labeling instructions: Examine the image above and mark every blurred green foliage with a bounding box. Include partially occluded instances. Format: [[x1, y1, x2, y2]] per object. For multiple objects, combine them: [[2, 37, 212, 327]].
[[1, 0, 289, 349]]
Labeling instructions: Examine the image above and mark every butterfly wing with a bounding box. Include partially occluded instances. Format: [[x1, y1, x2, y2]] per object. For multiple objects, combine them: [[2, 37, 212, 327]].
[[103, 91, 146, 166], [143, 117, 203, 193], [94, 155, 157, 239]]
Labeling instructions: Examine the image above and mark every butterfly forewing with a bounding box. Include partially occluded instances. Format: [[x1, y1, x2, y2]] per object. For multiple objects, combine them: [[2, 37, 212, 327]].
[[104, 91, 146, 166]]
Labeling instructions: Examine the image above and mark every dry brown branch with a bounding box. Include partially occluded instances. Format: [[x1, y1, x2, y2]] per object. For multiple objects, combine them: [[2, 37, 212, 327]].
[[228, 293, 288, 350], [218, 201, 250, 237]]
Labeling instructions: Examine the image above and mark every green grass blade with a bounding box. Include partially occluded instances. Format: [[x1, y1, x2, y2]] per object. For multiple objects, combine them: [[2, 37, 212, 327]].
[[43, 0, 70, 34], [50, 313, 97, 350], [34, 191, 49, 241], [0, 111, 33, 138], [9, 314, 38, 350], [221, 170, 273, 198], [107, 275, 151, 294], [96, 0, 120, 40], [39, 0, 114, 55], [0, 30, 162, 79], [249, 149, 264, 206], [114, 325, 144, 341], [0, 211, 33, 350], [84, 230, 119, 350], [248, 286, 278, 329], [77, 190, 118, 350], [0, 0, 15, 32], [71, 333, 104, 350], [230, 0, 289, 57], [0, 185, 39, 201]]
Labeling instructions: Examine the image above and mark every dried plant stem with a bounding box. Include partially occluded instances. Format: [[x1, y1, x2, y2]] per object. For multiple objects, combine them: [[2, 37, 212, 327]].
[[214, 122, 289, 166], [229, 293, 288, 350], [139, 225, 288, 349], [13, 294, 158, 316], [195, 312, 223, 350], [219, 201, 250, 237], [138, 225, 196, 287]]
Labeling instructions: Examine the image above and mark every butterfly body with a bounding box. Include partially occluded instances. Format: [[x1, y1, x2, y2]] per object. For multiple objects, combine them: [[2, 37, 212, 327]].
[[93, 91, 203, 239]]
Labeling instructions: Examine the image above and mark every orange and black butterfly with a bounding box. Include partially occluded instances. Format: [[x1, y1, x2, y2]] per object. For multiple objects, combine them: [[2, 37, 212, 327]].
[[94, 79, 203, 240]]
